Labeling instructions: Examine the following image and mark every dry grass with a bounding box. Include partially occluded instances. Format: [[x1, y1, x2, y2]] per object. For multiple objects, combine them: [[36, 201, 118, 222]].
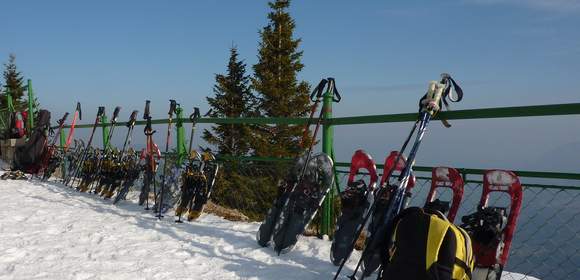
[[205, 201, 250, 222]]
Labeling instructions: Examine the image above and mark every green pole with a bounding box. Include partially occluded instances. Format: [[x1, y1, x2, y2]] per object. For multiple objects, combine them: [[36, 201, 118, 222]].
[[321, 87, 334, 237], [6, 88, 14, 113], [101, 114, 109, 149], [27, 79, 34, 132], [175, 107, 187, 165]]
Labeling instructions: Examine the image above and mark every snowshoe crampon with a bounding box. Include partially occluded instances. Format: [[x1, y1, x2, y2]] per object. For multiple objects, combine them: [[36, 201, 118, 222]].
[[331, 150, 378, 266], [271, 153, 334, 254]]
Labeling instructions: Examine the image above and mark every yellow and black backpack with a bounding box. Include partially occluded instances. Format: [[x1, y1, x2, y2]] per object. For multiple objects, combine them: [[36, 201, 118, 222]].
[[380, 207, 474, 280]]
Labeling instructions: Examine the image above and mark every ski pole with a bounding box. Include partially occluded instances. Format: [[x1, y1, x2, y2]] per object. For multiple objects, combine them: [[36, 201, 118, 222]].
[[66, 106, 105, 187], [157, 100, 177, 218], [143, 100, 157, 210], [120, 110, 139, 161], [334, 120, 419, 280], [188, 107, 201, 155], [89, 106, 121, 193], [273, 78, 340, 254]]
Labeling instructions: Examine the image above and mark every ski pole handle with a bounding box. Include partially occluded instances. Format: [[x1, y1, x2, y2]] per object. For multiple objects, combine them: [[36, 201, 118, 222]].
[[58, 112, 70, 126], [189, 107, 201, 122], [310, 79, 328, 102], [168, 100, 177, 116], [111, 106, 122, 124], [97, 106, 106, 118], [127, 110, 138, 127], [76, 102, 82, 120], [143, 100, 151, 120]]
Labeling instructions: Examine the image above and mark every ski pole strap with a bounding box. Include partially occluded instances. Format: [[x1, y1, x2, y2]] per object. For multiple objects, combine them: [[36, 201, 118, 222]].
[[110, 106, 121, 125], [326, 77, 341, 103], [76, 102, 82, 120], [58, 112, 69, 126], [419, 73, 463, 127], [310, 79, 328, 102], [97, 106, 105, 118], [169, 100, 177, 116]]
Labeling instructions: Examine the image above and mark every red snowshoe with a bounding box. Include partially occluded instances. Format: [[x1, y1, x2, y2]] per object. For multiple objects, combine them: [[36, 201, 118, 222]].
[[331, 150, 379, 265], [461, 169, 523, 280], [425, 167, 465, 222], [362, 151, 416, 276]]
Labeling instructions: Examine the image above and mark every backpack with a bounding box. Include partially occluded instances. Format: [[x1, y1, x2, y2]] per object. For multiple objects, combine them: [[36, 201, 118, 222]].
[[379, 207, 474, 280]]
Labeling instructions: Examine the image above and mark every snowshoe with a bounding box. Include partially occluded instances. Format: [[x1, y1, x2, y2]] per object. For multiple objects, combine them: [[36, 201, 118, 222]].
[[256, 154, 307, 247], [461, 170, 523, 280], [331, 150, 378, 266], [188, 151, 219, 221], [0, 171, 28, 180], [175, 151, 205, 222], [424, 167, 464, 222], [363, 151, 416, 277], [272, 153, 334, 254]]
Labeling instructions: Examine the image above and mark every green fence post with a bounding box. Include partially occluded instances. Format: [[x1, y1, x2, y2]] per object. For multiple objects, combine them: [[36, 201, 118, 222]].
[[27, 79, 34, 133], [101, 113, 109, 149], [321, 87, 334, 237], [175, 107, 187, 164]]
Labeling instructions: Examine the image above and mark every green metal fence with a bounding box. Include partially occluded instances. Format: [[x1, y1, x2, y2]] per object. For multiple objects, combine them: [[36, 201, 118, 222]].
[[57, 102, 580, 280]]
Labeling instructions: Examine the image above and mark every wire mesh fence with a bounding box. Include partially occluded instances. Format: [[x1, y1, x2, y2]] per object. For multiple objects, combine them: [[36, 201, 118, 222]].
[[332, 168, 580, 280]]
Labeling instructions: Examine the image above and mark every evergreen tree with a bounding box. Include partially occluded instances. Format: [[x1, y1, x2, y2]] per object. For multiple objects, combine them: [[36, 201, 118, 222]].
[[203, 47, 256, 156], [252, 0, 311, 158], [2, 54, 26, 111]]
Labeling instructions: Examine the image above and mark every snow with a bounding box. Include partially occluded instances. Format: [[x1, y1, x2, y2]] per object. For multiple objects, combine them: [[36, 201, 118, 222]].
[[0, 175, 540, 280]]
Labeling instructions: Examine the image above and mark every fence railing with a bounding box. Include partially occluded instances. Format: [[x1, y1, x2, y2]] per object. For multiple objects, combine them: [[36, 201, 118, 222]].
[[55, 101, 580, 279]]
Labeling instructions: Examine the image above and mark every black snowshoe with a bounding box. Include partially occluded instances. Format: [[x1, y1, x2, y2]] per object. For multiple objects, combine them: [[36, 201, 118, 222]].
[[187, 151, 219, 221], [271, 153, 334, 254]]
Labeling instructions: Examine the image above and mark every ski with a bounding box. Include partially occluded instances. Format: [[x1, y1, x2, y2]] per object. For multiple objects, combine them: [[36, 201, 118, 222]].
[[89, 106, 121, 194]]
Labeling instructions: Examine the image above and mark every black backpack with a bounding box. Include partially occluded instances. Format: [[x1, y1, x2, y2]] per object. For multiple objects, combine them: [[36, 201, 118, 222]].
[[12, 110, 51, 173]]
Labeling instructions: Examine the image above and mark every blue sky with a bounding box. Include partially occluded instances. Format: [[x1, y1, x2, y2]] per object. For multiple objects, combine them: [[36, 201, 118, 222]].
[[1, 0, 579, 173]]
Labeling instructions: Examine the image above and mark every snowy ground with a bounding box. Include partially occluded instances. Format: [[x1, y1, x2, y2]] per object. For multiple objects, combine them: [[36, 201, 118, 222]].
[[0, 174, 539, 280]]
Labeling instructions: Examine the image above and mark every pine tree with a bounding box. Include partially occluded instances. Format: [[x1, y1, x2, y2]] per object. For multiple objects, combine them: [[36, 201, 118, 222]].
[[203, 47, 256, 156], [2, 54, 26, 111], [252, 0, 311, 158]]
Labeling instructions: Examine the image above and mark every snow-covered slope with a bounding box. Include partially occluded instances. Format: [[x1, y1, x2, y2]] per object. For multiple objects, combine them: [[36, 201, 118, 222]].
[[0, 177, 539, 280]]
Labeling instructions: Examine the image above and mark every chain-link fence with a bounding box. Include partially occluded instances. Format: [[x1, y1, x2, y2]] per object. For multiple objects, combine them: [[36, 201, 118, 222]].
[[331, 167, 580, 280]]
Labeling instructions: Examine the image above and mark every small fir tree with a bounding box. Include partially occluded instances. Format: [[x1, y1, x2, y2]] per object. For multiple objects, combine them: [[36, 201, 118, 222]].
[[203, 47, 256, 157], [2, 54, 26, 111]]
